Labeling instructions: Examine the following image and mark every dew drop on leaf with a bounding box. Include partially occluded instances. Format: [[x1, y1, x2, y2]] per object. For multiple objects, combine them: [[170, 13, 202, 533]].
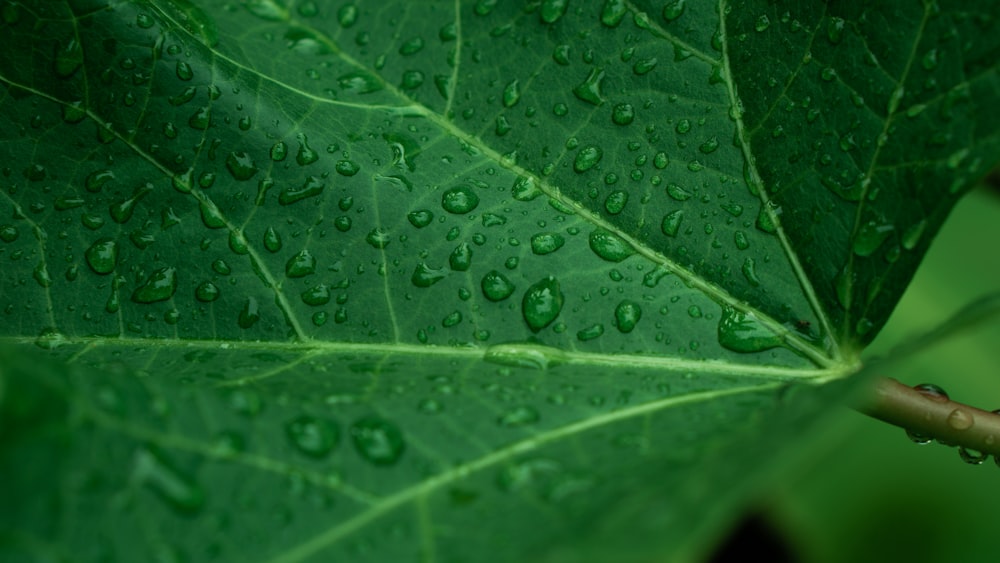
[[238, 297, 260, 328], [573, 145, 603, 173], [577, 323, 605, 341], [442, 185, 480, 214], [407, 209, 434, 228], [85, 238, 117, 274], [589, 229, 634, 262], [615, 300, 642, 333], [131, 267, 178, 303], [285, 250, 316, 278], [411, 262, 448, 288], [530, 232, 565, 255], [263, 227, 282, 252], [717, 306, 783, 353], [133, 448, 205, 515], [662, 0, 685, 21], [225, 151, 258, 181], [498, 405, 540, 427], [601, 0, 627, 27], [572, 67, 606, 106], [350, 416, 405, 466], [481, 270, 515, 301], [285, 415, 339, 458], [449, 242, 473, 271], [522, 276, 564, 332]]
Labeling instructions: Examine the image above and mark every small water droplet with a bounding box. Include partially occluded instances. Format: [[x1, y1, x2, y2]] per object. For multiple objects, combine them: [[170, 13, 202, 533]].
[[947, 408, 974, 431], [530, 232, 565, 255], [279, 176, 325, 205], [449, 242, 473, 271], [365, 227, 391, 249], [913, 383, 949, 402], [133, 448, 205, 514], [295, 133, 319, 166], [263, 227, 282, 252], [225, 151, 258, 181], [498, 405, 540, 427], [662, 0, 685, 21], [601, 0, 627, 27], [502, 79, 521, 108], [194, 281, 220, 302], [175, 61, 194, 81]]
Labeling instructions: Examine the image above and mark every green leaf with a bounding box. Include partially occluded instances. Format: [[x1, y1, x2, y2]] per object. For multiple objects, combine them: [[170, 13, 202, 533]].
[[1, 1, 997, 561]]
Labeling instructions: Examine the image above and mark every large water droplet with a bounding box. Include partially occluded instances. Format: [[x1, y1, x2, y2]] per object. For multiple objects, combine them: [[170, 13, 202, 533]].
[[195, 281, 220, 302], [350, 416, 405, 466], [295, 133, 319, 165], [442, 185, 480, 214], [614, 300, 642, 333], [286, 250, 316, 277], [717, 306, 783, 353], [449, 242, 473, 271], [853, 219, 894, 257], [502, 79, 521, 108], [589, 229, 634, 262], [238, 297, 260, 328], [279, 176, 325, 205], [498, 405, 540, 427], [601, 0, 627, 27], [574, 146, 603, 173], [411, 262, 448, 287], [225, 151, 258, 181], [286, 415, 339, 458], [522, 276, 564, 332], [572, 67, 606, 106], [530, 232, 565, 255], [85, 238, 118, 274], [407, 209, 434, 228], [132, 267, 178, 303]]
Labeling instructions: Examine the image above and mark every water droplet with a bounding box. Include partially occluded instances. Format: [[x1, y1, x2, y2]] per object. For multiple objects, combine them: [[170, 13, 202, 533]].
[[286, 415, 339, 458], [195, 281, 220, 302], [947, 408, 974, 431], [522, 276, 564, 332], [901, 219, 926, 250], [958, 447, 988, 465], [502, 79, 521, 108], [601, 0, 627, 27], [407, 209, 434, 228], [133, 448, 205, 514], [350, 416, 405, 466], [699, 137, 720, 154], [238, 297, 260, 328], [365, 227, 390, 249], [913, 383, 949, 402], [717, 306, 783, 353], [574, 145, 603, 173], [338, 70, 383, 94], [279, 176, 325, 205], [54, 38, 84, 78], [301, 284, 331, 306], [270, 141, 288, 161], [530, 232, 565, 255], [338, 3, 358, 27], [589, 229, 634, 262], [754, 14, 770, 32], [577, 323, 604, 341], [295, 133, 319, 166], [481, 270, 515, 301], [853, 219, 894, 257], [653, 152, 669, 169], [0, 224, 18, 243], [411, 262, 448, 288], [573, 67, 606, 106], [614, 300, 642, 333], [399, 36, 424, 56], [666, 183, 693, 201], [540, 0, 568, 23], [552, 44, 571, 65], [109, 183, 152, 224], [33, 262, 51, 288], [263, 227, 282, 252], [335, 159, 360, 176], [175, 61, 193, 81], [498, 405, 540, 427], [85, 238, 118, 274], [188, 106, 211, 130], [827, 16, 845, 44], [633, 57, 657, 75], [449, 242, 473, 271], [604, 190, 628, 215], [512, 176, 543, 201], [400, 69, 424, 89], [225, 151, 258, 181], [286, 250, 316, 278], [442, 185, 480, 214], [662, 0, 685, 21], [132, 267, 178, 303]]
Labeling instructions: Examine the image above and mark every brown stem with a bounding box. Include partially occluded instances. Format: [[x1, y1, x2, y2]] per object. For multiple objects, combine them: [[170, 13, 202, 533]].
[[856, 377, 1000, 456]]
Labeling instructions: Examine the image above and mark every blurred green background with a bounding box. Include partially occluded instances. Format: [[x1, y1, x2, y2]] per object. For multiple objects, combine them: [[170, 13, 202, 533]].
[[758, 186, 1000, 563]]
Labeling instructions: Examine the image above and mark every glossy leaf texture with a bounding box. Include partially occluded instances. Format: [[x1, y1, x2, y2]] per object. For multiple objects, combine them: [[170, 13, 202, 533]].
[[0, 0, 997, 561]]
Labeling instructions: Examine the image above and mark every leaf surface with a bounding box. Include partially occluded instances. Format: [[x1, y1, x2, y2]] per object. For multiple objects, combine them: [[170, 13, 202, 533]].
[[0, 0, 997, 561]]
